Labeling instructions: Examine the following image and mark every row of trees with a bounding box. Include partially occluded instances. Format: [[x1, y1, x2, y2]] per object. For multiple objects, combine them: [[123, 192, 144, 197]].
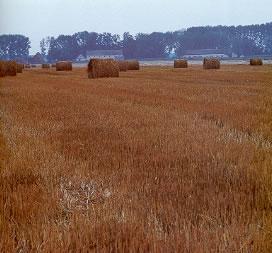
[[40, 23, 272, 61], [39, 31, 183, 61], [1, 23, 272, 62], [176, 24, 272, 57]]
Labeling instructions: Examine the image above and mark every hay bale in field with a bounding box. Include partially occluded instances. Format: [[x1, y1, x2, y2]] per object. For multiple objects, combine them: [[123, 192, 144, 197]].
[[88, 59, 119, 79], [42, 64, 50, 69], [127, 60, 140, 70], [174, 59, 188, 68], [0, 61, 7, 77], [56, 61, 72, 71], [250, 58, 263, 66], [203, 58, 220, 69], [16, 63, 24, 73], [118, 60, 128, 72], [5, 61, 17, 76]]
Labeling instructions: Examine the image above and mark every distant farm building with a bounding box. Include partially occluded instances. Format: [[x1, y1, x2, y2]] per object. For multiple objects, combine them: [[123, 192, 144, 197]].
[[183, 49, 229, 59], [29, 52, 46, 64], [86, 50, 124, 60]]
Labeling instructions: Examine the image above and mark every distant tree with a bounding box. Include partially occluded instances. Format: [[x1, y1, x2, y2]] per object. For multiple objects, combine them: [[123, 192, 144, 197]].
[[40, 36, 52, 57], [133, 32, 168, 59], [47, 35, 78, 62], [176, 27, 231, 56], [123, 32, 137, 59], [163, 31, 184, 57], [40, 38, 46, 57], [96, 33, 121, 49], [264, 35, 272, 54], [0, 35, 30, 60], [40, 22, 272, 61], [73, 31, 98, 56]]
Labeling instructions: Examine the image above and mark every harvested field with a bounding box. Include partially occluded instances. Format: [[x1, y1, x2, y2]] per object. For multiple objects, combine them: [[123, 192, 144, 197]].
[[0, 65, 272, 252]]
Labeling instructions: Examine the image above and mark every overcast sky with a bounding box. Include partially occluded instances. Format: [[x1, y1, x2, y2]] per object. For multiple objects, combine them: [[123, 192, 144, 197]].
[[0, 0, 271, 54]]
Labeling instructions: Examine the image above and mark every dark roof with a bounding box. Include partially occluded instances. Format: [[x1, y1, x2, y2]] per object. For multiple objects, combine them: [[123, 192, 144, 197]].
[[86, 50, 123, 57], [29, 52, 45, 64], [184, 49, 227, 55]]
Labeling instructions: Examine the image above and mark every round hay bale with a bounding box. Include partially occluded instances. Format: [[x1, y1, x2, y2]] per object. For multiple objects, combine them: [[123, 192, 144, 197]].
[[250, 58, 263, 66], [5, 61, 17, 76], [118, 60, 128, 72], [127, 60, 140, 70], [56, 61, 72, 71], [203, 58, 220, 70], [88, 59, 119, 79], [174, 59, 188, 68], [16, 63, 24, 73], [42, 64, 50, 69], [0, 61, 8, 77]]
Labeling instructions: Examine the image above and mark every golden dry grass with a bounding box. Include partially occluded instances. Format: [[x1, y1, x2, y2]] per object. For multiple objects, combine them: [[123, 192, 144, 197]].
[[0, 65, 272, 252]]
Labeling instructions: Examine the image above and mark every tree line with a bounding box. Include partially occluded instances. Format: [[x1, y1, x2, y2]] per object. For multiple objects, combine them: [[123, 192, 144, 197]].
[[1, 22, 272, 62]]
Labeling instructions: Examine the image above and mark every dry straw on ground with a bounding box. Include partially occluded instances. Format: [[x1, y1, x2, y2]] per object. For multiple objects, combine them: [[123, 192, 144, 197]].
[[127, 60, 140, 70], [88, 59, 119, 78], [203, 58, 221, 69], [56, 61, 72, 71], [250, 58, 263, 66], [174, 59, 188, 68], [1, 65, 272, 252], [118, 60, 128, 72], [42, 64, 50, 69]]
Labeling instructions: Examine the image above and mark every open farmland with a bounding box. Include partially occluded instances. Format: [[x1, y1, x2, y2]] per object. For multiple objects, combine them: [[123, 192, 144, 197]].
[[0, 65, 272, 252]]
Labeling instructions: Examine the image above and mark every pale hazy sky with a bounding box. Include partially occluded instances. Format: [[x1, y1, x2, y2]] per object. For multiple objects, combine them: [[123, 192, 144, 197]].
[[0, 0, 271, 54]]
